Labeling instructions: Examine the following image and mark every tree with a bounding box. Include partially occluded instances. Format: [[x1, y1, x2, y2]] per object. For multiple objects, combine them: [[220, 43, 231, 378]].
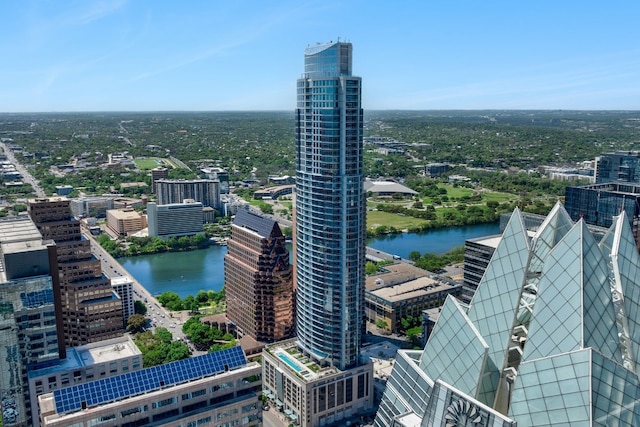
[[375, 319, 389, 330], [155, 327, 173, 343], [365, 261, 378, 275], [127, 314, 147, 333], [408, 251, 421, 262], [134, 300, 147, 315]]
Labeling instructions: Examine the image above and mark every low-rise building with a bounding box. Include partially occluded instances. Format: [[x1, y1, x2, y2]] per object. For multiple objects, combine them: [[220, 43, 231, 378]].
[[106, 208, 147, 236], [38, 346, 261, 427], [28, 335, 142, 427], [365, 263, 462, 333]]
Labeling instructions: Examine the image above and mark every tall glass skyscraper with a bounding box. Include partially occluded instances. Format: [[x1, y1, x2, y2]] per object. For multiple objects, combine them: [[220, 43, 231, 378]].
[[295, 41, 365, 370]]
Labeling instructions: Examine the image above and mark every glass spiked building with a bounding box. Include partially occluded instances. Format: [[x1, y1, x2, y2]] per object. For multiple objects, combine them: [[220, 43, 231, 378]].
[[294, 41, 365, 370], [375, 202, 640, 426]]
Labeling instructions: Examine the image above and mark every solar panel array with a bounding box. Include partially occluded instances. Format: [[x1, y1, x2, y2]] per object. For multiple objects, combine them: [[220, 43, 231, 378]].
[[20, 289, 54, 308], [53, 345, 246, 415]]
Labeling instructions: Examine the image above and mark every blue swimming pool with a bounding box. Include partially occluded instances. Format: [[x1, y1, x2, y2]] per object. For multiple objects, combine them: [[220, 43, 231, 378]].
[[277, 352, 304, 373]]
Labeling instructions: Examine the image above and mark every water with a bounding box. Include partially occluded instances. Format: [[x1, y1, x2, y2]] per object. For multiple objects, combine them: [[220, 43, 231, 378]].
[[120, 247, 227, 298], [120, 222, 500, 298], [366, 222, 500, 258]]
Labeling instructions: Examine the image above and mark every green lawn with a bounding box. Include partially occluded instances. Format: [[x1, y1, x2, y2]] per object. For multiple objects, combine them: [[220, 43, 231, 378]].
[[367, 210, 428, 230], [133, 158, 163, 170], [482, 191, 517, 203], [438, 184, 474, 198]]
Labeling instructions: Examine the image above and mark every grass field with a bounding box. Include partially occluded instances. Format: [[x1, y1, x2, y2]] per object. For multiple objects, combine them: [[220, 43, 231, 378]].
[[438, 184, 474, 198], [367, 210, 428, 230], [133, 158, 164, 170]]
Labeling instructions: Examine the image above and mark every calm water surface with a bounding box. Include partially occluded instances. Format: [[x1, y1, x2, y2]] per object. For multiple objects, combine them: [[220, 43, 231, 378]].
[[120, 222, 500, 298]]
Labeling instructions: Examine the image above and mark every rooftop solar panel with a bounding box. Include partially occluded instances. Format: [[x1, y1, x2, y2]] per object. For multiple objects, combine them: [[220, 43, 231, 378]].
[[53, 345, 246, 415]]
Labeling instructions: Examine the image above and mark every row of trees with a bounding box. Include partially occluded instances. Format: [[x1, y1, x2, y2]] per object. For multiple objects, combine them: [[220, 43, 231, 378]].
[[157, 289, 225, 312], [98, 233, 210, 258], [409, 246, 465, 272]]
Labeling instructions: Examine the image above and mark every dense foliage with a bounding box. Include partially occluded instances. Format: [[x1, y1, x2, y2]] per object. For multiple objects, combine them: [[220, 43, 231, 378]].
[[181, 317, 236, 352], [408, 246, 465, 272], [157, 289, 225, 312], [133, 328, 191, 367], [98, 233, 210, 258]]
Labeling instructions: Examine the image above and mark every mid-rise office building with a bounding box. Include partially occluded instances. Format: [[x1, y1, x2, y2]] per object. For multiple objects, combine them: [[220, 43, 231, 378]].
[[28, 197, 123, 347], [28, 335, 142, 427], [38, 346, 261, 427], [565, 182, 640, 249], [0, 216, 63, 427], [69, 196, 115, 219], [375, 202, 640, 426], [156, 178, 221, 210], [595, 150, 640, 184], [147, 201, 204, 238], [225, 209, 294, 342]]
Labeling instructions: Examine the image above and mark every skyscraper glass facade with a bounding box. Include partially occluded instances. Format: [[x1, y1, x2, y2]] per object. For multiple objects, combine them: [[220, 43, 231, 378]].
[[375, 202, 640, 426], [295, 41, 365, 370]]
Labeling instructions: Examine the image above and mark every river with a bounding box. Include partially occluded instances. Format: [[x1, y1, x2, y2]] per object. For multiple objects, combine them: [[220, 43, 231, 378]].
[[120, 222, 500, 298]]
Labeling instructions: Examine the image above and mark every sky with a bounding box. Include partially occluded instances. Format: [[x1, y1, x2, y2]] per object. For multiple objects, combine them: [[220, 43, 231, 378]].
[[1, 1, 639, 112]]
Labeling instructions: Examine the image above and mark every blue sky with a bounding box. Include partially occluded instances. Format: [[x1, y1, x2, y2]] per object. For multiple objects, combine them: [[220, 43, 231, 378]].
[[1, 1, 639, 112]]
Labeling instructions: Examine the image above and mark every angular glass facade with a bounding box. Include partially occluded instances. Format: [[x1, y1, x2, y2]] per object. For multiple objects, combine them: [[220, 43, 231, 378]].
[[295, 42, 365, 370], [375, 202, 640, 426]]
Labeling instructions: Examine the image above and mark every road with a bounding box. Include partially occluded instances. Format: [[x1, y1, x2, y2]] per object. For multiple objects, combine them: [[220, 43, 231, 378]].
[[0, 141, 46, 197], [85, 230, 189, 343]]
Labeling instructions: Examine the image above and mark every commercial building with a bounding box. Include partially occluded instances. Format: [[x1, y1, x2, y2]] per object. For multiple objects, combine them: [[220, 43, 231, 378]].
[[106, 207, 147, 236], [375, 203, 640, 426], [156, 178, 221, 210], [38, 346, 262, 427], [0, 217, 62, 427], [565, 181, 640, 228], [28, 197, 124, 347], [225, 209, 294, 342], [294, 40, 366, 371], [595, 150, 640, 184], [365, 263, 461, 333], [147, 201, 204, 238]]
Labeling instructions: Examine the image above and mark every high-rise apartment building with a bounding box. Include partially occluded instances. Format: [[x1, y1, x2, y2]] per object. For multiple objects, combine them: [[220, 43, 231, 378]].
[[225, 209, 294, 342], [155, 178, 221, 210], [261, 41, 373, 427], [150, 166, 169, 193], [295, 41, 365, 371], [28, 197, 123, 347], [375, 203, 640, 426]]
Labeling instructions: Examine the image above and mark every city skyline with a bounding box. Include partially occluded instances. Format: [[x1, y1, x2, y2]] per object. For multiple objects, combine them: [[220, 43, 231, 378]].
[[1, 1, 639, 112]]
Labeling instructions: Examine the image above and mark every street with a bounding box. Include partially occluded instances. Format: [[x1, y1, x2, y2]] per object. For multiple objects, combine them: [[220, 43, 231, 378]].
[[85, 230, 189, 343]]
